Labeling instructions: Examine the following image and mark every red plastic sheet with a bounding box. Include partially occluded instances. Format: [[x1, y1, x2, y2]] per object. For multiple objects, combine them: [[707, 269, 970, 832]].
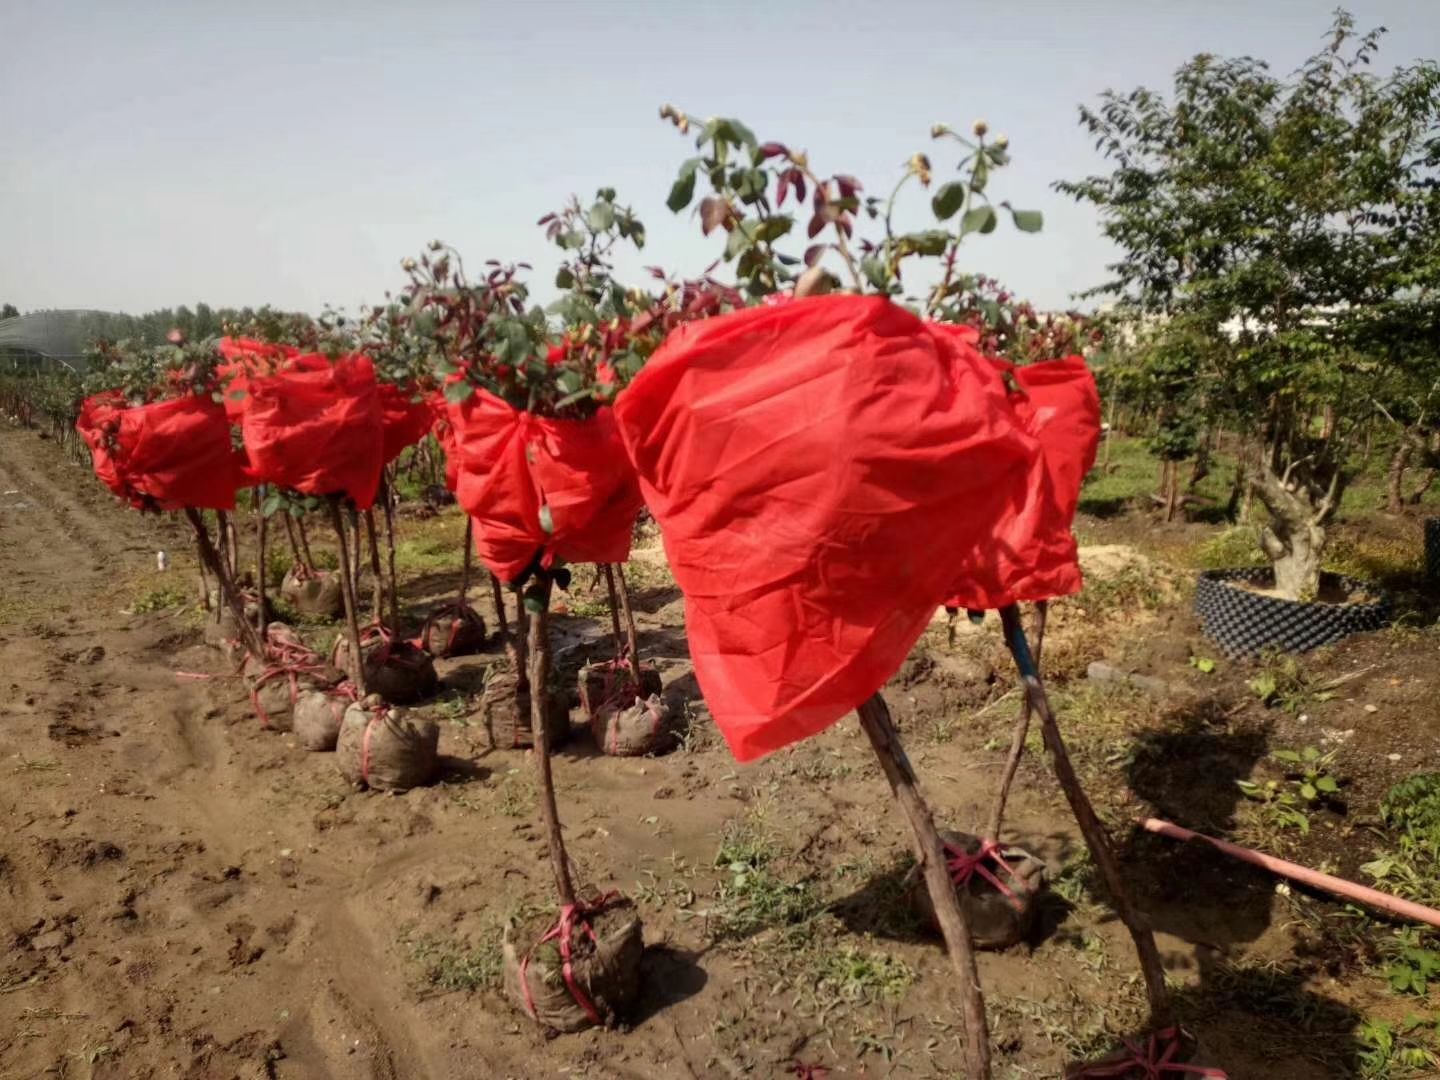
[[430, 393, 461, 492], [241, 354, 384, 509], [378, 382, 435, 464], [933, 331, 1100, 610], [77, 392, 247, 511], [614, 294, 1045, 762], [217, 337, 302, 421], [446, 390, 642, 583]]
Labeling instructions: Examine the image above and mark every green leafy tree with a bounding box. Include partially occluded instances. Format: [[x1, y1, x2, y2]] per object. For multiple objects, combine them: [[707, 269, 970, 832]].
[[0, 303, 18, 320], [1058, 11, 1440, 599]]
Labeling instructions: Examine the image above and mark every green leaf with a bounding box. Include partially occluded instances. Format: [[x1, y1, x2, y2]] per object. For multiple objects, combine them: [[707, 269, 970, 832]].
[[1010, 208, 1044, 233], [586, 201, 616, 232], [724, 225, 752, 260], [667, 169, 697, 213], [931, 182, 967, 221], [897, 229, 950, 256], [1315, 775, 1339, 793], [1299, 782, 1317, 801], [753, 217, 793, 244], [523, 594, 544, 615], [861, 256, 890, 290], [443, 380, 474, 404], [961, 205, 998, 236], [555, 267, 575, 290], [1193, 657, 1216, 673]]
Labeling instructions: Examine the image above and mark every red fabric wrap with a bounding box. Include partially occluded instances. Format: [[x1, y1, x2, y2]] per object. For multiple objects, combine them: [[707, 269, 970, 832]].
[[241, 354, 384, 509], [77, 392, 246, 511], [217, 337, 301, 422], [446, 390, 642, 583], [378, 381, 434, 464], [614, 294, 1047, 762], [936, 335, 1100, 610], [431, 393, 461, 492]]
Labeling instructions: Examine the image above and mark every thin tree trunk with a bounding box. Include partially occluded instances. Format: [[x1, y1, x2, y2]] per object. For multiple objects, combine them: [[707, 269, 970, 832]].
[[215, 511, 234, 583], [348, 507, 364, 590], [365, 509, 385, 625], [998, 606, 1171, 1025], [296, 517, 316, 571], [511, 586, 528, 686], [526, 575, 576, 906], [382, 473, 401, 630], [856, 694, 991, 1079], [1387, 443, 1412, 514], [985, 601, 1047, 841], [185, 508, 264, 660], [255, 495, 268, 636], [603, 565, 625, 657], [329, 502, 368, 695], [614, 564, 642, 684], [459, 518, 474, 605], [282, 513, 304, 570], [197, 532, 212, 615], [490, 572, 509, 652]]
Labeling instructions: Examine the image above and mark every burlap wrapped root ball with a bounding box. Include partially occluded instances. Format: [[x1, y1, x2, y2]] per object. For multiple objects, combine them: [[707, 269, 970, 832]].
[[280, 567, 344, 618], [332, 634, 438, 705], [577, 659, 662, 718], [502, 897, 644, 1033], [419, 602, 487, 659], [335, 697, 439, 792], [202, 594, 274, 665], [292, 687, 356, 751], [247, 662, 344, 732], [592, 694, 674, 757], [474, 664, 569, 750], [907, 830, 1047, 950]]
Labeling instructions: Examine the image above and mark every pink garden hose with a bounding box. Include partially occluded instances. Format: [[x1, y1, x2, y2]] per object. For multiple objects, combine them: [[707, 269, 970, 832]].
[[1142, 818, 1440, 931]]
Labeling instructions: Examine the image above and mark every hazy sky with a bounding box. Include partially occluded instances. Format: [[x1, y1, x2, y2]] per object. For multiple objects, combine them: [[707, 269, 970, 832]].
[[3, 1, 1435, 317]]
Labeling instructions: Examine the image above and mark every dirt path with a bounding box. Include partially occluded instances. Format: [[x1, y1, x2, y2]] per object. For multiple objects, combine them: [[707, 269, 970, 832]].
[[1, 421, 1405, 1079]]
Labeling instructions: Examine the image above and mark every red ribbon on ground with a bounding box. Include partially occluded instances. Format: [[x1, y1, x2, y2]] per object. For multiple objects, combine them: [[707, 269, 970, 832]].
[[943, 839, 1030, 913], [1065, 1027, 1227, 1078], [517, 893, 620, 1027]]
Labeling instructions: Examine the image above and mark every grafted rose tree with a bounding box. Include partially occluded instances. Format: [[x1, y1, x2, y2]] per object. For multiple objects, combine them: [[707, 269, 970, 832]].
[[76, 336, 263, 664], [649, 107, 1185, 1077]]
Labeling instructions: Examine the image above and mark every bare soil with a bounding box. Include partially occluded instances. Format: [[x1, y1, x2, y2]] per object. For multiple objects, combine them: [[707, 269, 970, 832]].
[[2, 423, 1434, 1079]]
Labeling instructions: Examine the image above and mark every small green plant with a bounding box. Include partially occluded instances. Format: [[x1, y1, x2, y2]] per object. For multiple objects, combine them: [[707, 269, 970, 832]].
[[817, 945, 914, 1003], [133, 584, 189, 613], [1363, 774, 1440, 907], [1272, 746, 1342, 803], [1357, 1015, 1440, 1078], [1190, 655, 1216, 674], [1248, 654, 1334, 713], [713, 818, 820, 940], [1381, 931, 1440, 996], [403, 930, 501, 993], [1237, 776, 1314, 834]]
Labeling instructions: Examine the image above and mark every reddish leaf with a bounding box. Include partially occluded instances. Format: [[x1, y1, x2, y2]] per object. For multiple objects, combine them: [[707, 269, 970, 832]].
[[834, 174, 862, 199], [807, 214, 825, 239], [803, 244, 826, 267], [759, 141, 789, 159], [790, 172, 807, 204], [700, 196, 729, 236]]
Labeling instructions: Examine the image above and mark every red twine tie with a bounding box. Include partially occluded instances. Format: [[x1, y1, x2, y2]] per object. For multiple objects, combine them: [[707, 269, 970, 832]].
[[358, 705, 388, 786], [944, 839, 1029, 913], [517, 893, 620, 1027], [1066, 1027, 1227, 1078]]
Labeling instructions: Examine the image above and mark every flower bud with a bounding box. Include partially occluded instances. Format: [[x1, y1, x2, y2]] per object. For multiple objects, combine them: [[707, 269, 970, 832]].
[[930, 122, 951, 138], [972, 119, 988, 137], [994, 134, 1009, 150], [402, 258, 418, 272]]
